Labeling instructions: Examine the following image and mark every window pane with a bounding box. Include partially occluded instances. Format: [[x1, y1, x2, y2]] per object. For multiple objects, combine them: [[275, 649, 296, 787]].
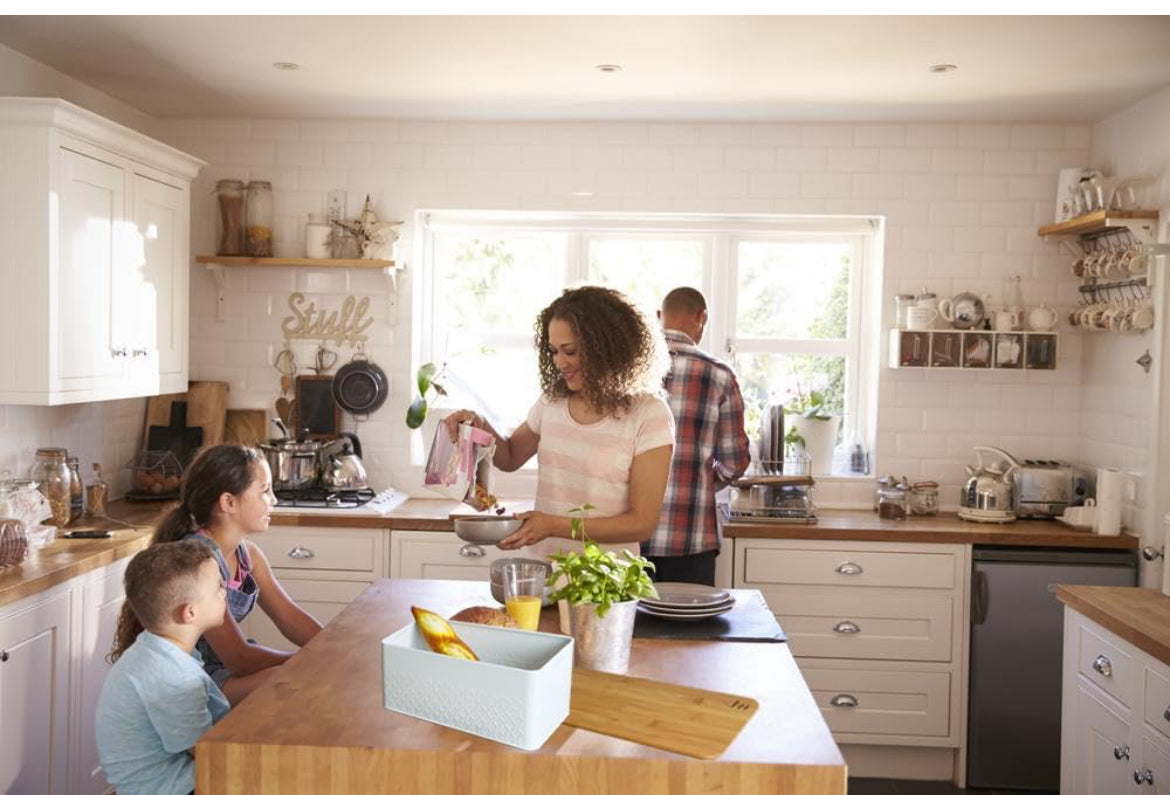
[[736, 352, 846, 440], [588, 239, 704, 318], [435, 234, 564, 337], [438, 339, 542, 433], [735, 241, 852, 340]]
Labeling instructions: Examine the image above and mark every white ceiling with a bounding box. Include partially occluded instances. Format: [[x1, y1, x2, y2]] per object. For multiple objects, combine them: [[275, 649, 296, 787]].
[[3, 15, 1170, 123]]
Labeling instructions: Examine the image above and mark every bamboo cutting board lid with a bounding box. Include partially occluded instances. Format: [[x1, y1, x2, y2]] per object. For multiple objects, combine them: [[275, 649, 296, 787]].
[[565, 668, 758, 759]]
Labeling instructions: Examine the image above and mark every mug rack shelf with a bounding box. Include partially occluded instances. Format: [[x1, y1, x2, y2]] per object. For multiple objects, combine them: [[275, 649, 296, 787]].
[[1037, 209, 1159, 239], [888, 329, 1059, 371]]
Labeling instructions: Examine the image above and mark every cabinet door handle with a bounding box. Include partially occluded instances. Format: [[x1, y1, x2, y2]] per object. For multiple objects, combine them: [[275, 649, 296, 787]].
[[132, 348, 148, 358], [110, 347, 128, 358], [829, 694, 858, 708], [835, 561, 863, 576], [1114, 745, 1130, 760], [0, 650, 8, 662], [1092, 654, 1113, 678], [833, 620, 861, 634], [287, 545, 315, 559], [459, 544, 486, 558], [1134, 768, 1154, 785], [1163, 706, 1169, 723]]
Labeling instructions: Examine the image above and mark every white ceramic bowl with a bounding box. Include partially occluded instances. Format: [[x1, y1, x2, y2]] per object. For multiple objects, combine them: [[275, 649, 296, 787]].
[[453, 517, 523, 544]]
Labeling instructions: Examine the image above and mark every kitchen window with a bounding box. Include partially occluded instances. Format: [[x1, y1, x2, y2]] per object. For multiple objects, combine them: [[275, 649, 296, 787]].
[[416, 211, 881, 470]]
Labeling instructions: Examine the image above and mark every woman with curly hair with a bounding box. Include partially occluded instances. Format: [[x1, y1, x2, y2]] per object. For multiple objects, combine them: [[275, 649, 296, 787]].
[[444, 285, 674, 555]]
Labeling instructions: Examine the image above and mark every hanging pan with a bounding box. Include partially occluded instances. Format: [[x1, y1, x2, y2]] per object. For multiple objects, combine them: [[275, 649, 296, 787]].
[[332, 353, 389, 418]]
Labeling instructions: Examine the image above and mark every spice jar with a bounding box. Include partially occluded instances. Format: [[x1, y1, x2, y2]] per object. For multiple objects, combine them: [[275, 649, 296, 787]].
[[910, 481, 939, 516], [214, 179, 246, 256], [67, 456, 84, 525], [30, 448, 72, 528], [877, 485, 908, 521], [245, 180, 274, 257]]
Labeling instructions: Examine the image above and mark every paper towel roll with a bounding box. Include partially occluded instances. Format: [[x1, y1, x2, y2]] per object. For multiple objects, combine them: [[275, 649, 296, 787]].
[[1094, 468, 1123, 536]]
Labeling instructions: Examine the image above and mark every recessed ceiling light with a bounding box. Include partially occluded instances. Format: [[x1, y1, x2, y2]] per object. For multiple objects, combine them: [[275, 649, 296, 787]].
[[928, 63, 958, 74], [595, 64, 622, 74], [272, 62, 301, 71]]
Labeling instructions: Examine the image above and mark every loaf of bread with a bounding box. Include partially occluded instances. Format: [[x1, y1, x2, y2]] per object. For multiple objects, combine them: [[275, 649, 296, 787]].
[[450, 606, 518, 628]]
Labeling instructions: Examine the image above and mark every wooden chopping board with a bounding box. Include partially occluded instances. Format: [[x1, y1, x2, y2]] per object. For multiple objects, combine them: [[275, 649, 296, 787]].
[[565, 668, 758, 759], [142, 382, 229, 450], [224, 409, 268, 446]]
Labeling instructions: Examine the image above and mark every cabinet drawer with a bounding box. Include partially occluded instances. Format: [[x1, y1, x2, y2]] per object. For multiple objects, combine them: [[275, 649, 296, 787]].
[[801, 666, 951, 738], [761, 586, 954, 662], [741, 545, 956, 590], [251, 528, 380, 576], [391, 530, 516, 581], [1077, 621, 1134, 708], [1145, 665, 1170, 742]]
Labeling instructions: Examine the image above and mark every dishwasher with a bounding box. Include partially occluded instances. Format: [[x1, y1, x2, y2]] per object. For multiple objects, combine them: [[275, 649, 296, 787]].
[[967, 546, 1136, 791]]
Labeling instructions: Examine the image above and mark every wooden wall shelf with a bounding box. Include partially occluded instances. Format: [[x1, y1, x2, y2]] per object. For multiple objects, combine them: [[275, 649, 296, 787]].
[[196, 256, 393, 269], [1037, 210, 1159, 238]]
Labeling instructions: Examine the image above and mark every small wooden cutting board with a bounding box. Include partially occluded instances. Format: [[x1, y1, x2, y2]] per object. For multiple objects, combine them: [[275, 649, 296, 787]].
[[565, 668, 758, 759], [224, 409, 268, 446]]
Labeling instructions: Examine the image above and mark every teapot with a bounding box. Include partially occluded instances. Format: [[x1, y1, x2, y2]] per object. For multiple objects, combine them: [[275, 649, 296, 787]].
[[1027, 304, 1058, 332], [959, 446, 1019, 524], [320, 432, 368, 491]]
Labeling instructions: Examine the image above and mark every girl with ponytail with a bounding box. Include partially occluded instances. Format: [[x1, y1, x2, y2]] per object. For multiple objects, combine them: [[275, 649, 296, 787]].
[[110, 444, 322, 705]]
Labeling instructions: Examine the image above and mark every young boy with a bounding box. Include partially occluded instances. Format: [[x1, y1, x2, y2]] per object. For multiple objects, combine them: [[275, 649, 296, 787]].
[[96, 538, 231, 795]]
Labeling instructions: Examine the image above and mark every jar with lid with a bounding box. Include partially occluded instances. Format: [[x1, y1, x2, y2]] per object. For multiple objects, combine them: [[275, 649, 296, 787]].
[[30, 448, 72, 528], [910, 481, 939, 516], [214, 179, 246, 256], [894, 294, 916, 330], [305, 213, 332, 259], [86, 463, 108, 518], [67, 456, 84, 525], [877, 485, 909, 521], [245, 180, 274, 257]]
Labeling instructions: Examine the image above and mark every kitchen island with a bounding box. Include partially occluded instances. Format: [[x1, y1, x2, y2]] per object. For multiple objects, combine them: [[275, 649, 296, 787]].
[[195, 579, 846, 794]]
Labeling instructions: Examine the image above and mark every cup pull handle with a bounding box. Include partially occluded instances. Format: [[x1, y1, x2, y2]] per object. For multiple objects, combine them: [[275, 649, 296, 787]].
[[1114, 745, 1131, 761], [288, 545, 315, 559], [829, 694, 858, 708], [835, 562, 863, 576], [833, 620, 861, 634], [1092, 654, 1113, 678], [459, 544, 486, 558]]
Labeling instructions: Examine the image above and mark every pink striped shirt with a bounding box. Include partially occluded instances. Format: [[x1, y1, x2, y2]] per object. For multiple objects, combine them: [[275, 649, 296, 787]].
[[523, 393, 675, 560]]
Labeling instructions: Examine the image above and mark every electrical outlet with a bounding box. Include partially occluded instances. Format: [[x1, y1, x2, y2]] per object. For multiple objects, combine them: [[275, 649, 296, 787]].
[[327, 189, 346, 222], [1124, 472, 1140, 503]]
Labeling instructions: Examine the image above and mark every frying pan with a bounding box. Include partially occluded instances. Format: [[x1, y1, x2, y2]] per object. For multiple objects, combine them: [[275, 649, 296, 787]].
[[332, 355, 389, 416]]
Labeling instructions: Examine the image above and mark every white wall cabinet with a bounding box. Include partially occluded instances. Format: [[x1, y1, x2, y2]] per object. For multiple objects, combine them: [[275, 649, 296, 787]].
[[1061, 607, 1170, 794], [0, 98, 202, 405]]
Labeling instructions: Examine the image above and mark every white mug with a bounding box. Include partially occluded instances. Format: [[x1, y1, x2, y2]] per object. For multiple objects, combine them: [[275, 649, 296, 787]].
[[906, 306, 938, 331], [993, 309, 1020, 331]]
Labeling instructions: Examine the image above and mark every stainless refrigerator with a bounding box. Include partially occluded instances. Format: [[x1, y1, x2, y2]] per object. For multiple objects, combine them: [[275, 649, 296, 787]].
[[967, 546, 1137, 791]]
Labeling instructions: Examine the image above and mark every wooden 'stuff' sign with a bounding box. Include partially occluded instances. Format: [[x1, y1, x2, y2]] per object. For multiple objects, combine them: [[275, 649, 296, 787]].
[[281, 292, 374, 346]]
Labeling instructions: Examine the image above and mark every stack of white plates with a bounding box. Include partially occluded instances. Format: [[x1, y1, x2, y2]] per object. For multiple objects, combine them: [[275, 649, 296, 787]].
[[638, 583, 735, 622]]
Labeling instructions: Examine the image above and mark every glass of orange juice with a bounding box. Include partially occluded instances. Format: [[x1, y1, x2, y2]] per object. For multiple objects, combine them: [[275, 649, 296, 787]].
[[502, 561, 545, 631]]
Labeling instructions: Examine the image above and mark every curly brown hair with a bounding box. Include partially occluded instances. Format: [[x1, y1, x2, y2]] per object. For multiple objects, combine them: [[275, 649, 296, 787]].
[[534, 286, 668, 416]]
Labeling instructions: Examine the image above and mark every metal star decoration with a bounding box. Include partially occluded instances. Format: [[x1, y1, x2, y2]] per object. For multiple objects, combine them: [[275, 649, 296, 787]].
[[331, 195, 402, 260]]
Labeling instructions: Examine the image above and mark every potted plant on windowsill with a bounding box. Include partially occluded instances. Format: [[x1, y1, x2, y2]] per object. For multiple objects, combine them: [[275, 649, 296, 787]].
[[784, 386, 841, 477], [546, 506, 657, 675]]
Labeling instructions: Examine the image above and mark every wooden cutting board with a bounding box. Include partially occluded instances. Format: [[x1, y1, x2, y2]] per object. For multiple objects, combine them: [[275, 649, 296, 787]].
[[565, 668, 758, 759], [142, 382, 229, 451], [224, 409, 268, 446]]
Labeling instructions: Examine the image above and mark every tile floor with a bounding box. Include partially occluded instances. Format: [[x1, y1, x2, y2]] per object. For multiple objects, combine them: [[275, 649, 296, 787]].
[[849, 779, 1056, 794]]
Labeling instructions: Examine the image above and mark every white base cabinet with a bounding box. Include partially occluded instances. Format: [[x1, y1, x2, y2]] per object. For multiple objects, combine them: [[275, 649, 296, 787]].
[[0, 556, 130, 795], [0, 98, 202, 405], [1061, 607, 1170, 794]]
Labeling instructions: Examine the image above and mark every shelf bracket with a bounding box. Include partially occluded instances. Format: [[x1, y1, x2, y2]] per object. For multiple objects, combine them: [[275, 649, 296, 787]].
[[204, 263, 228, 321]]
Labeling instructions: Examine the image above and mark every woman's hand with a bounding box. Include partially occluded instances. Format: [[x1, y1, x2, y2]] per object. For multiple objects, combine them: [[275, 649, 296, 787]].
[[442, 409, 483, 442], [498, 510, 566, 550]]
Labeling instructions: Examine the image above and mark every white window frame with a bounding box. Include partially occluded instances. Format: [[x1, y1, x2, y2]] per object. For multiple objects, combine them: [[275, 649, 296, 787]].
[[414, 210, 882, 479]]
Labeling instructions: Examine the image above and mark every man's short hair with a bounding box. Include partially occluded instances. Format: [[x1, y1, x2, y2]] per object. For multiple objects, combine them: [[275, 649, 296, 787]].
[[124, 539, 215, 631], [662, 287, 707, 316]]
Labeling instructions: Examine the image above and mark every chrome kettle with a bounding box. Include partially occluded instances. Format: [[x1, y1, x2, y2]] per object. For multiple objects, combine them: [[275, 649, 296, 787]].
[[320, 432, 368, 491], [959, 446, 1020, 524]]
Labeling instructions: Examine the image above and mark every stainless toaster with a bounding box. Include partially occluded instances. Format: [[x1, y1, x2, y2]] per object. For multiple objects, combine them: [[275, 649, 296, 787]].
[[1011, 460, 1090, 518]]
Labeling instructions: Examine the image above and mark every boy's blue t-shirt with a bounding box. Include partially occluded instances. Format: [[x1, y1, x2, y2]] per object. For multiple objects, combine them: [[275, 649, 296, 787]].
[[95, 630, 231, 795]]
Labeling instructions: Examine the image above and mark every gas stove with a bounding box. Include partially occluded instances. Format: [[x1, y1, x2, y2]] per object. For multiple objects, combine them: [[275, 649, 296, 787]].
[[272, 486, 408, 517]]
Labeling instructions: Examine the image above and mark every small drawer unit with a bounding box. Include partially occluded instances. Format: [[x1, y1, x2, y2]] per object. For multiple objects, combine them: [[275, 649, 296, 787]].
[[802, 664, 952, 739], [1077, 620, 1135, 708], [250, 525, 386, 581]]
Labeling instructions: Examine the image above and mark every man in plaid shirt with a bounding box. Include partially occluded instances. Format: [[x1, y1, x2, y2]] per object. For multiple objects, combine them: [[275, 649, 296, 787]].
[[643, 287, 751, 585]]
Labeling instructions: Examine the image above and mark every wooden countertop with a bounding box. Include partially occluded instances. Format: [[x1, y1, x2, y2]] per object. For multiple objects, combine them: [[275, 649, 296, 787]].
[[726, 509, 1140, 549], [0, 501, 159, 610], [195, 579, 846, 794], [1055, 585, 1170, 666]]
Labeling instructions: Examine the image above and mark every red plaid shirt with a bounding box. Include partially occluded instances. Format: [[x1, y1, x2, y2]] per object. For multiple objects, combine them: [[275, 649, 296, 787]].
[[644, 330, 751, 557]]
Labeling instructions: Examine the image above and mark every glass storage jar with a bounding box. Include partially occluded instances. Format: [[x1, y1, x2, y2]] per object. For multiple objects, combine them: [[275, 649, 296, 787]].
[[67, 456, 84, 525], [214, 179, 246, 256], [876, 485, 909, 521], [910, 481, 939, 516], [894, 294, 916, 330], [30, 448, 72, 529], [245, 180, 274, 257]]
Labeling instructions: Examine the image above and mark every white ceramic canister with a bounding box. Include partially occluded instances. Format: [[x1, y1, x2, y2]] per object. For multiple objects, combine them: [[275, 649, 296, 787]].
[[305, 213, 332, 259], [916, 290, 940, 330]]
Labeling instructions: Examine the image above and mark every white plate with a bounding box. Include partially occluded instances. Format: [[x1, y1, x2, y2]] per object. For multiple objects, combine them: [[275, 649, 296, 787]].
[[637, 603, 734, 622], [640, 582, 732, 608], [638, 595, 735, 613]]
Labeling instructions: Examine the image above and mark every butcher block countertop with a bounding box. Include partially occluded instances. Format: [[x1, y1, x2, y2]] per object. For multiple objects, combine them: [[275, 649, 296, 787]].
[[1055, 585, 1170, 666], [0, 499, 160, 609], [725, 509, 1140, 549], [195, 579, 846, 795]]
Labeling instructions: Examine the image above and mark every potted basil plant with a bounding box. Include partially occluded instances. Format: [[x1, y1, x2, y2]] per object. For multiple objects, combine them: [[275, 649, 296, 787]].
[[546, 506, 657, 675]]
